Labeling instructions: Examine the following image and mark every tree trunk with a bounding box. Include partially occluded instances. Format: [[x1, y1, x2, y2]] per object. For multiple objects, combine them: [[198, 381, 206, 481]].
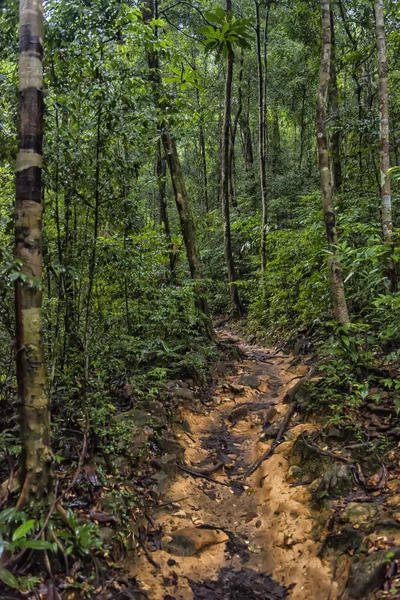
[[229, 52, 244, 209], [317, 0, 349, 325], [15, 0, 53, 505], [144, 0, 213, 335], [157, 139, 175, 277], [255, 0, 268, 275], [220, 1, 245, 317], [329, 7, 342, 193], [374, 0, 392, 244]]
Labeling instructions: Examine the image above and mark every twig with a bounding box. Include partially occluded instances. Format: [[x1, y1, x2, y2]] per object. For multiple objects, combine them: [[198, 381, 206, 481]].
[[244, 402, 297, 477], [178, 464, 229, 487], [138, 539, 160, 569], [156, 496, 189, 508]]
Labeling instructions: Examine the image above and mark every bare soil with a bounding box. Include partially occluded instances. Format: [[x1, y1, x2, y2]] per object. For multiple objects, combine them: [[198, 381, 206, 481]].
[[124, 331, 337, 599]]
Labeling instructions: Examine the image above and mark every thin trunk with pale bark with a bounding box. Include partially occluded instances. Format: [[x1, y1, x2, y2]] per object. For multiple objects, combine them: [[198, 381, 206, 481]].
[[317, 0, 349, 325], [255, 0, 268, 275], [374, 0, 392, 244], [144, 0, 213, 335], [15, 0, 53, 505], [220, 0, 245, 317]]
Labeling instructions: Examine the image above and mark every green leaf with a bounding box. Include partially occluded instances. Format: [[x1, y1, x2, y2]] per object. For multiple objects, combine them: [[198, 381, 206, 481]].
[[24, 540, 53, 550], [0, 507, 17, 523], [12, 520, 35, 542], [204, 9, 225, 25], [0, 567, 19, 589]]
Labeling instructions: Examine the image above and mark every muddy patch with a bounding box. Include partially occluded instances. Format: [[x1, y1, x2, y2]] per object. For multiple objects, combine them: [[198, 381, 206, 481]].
[[189, 567, 288, 599]]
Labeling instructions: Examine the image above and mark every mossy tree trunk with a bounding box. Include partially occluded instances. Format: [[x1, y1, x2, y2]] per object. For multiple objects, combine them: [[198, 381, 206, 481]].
[[15, 0, 53, 506], [374, 0, 392, 245], [317, 0, 349, 325]]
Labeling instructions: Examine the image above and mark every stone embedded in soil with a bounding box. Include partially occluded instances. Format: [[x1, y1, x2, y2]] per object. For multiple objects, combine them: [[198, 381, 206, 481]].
[[229, 383, 245, 394], [237, 374, 262, 389], [174, 387, 194, 401], [228, 405, 249, 423], [315, 464, 354, 499], [262, 405, 278, 424], [114, 400, 167, 429], [346, 547, 400, 598], [157, 434, 184, 457], [263, 421, 281, 439], [151, 453, 178, 475], [161, 527, 228, 556], [341, 502, 379, 527]]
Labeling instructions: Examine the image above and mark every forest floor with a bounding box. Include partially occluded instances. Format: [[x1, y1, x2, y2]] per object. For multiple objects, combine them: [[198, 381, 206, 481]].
[[12, 328, 400, 600], [123, 330, 338, 599]]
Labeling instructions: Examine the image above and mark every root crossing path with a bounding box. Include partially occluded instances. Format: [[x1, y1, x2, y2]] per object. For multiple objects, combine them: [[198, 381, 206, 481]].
[[125, 331, 338, 600]]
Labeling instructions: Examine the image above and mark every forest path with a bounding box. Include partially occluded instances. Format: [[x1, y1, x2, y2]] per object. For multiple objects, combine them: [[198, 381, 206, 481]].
[[125, 330, 337, 599]]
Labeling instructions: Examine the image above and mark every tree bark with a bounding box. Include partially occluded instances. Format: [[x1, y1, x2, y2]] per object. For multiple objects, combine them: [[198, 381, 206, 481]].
[[144, 0, 213, 335], [157, 139, 175, 277], [255, 0, 268, 275], [329, 7, 342, 193], [15, 0, 53, 505], [229, 51, 244, 209], [220, 0, 245, 317], [317, 0, 349, 325], [374, 0, 392, 244]]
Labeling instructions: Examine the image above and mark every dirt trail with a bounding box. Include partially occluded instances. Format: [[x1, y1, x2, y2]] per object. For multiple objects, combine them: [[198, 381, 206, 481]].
[[125, 331, 337, 599]]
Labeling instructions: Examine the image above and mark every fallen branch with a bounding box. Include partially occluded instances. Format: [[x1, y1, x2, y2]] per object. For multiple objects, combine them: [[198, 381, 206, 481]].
[[244, 402, 297, 477], [178, 464, 229, 487], [138, 539, 160, 569], [300, 433, 351, 464]]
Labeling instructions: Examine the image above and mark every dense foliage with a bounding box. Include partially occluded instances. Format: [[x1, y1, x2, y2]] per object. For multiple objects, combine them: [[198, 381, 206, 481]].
[[1, 0, 400, 594]]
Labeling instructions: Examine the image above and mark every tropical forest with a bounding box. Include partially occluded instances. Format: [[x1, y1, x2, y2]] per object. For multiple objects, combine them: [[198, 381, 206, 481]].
[[1, 0, 400, 597]]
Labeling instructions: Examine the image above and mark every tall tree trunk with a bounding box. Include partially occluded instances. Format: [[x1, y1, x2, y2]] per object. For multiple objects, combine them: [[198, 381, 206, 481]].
[[329, 7, 342, 193], [144, 0, 213, 335], [317, 0, 349, 325], [374, 0, 392, 244], [220, 0, 245, 317], [15, 0, 52, 505], [299, 85, 306, 169], [157, 138, 175, 278], [229, 52, 244, 209], [255, 0, 268, 275]]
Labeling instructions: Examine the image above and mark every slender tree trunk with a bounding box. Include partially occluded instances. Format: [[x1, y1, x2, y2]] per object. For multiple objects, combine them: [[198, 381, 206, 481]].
[[15, 0, 53, 505], [220, 1, 245, 317], [255, 0, 268, 275], [199, 122, 209, 213], [299, 86, 306, 169], [317, 0, 349, 325], [229, 51, 244, 209], [329, 7, 342, 193], [144, 0, 213, 335], [374, 0, 392, 244]]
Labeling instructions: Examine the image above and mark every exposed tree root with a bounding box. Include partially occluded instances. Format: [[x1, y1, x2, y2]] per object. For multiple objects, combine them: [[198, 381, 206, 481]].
[[178, 463, 230, 486], [300, 433, 352, 464], [244, 402, 297, 477]]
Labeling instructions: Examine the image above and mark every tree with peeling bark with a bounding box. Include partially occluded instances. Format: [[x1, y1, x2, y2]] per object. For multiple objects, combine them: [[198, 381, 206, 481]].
[[374, 0, 392, 245], [13, 0, 53, 506], [317, 0, 349, 325]]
